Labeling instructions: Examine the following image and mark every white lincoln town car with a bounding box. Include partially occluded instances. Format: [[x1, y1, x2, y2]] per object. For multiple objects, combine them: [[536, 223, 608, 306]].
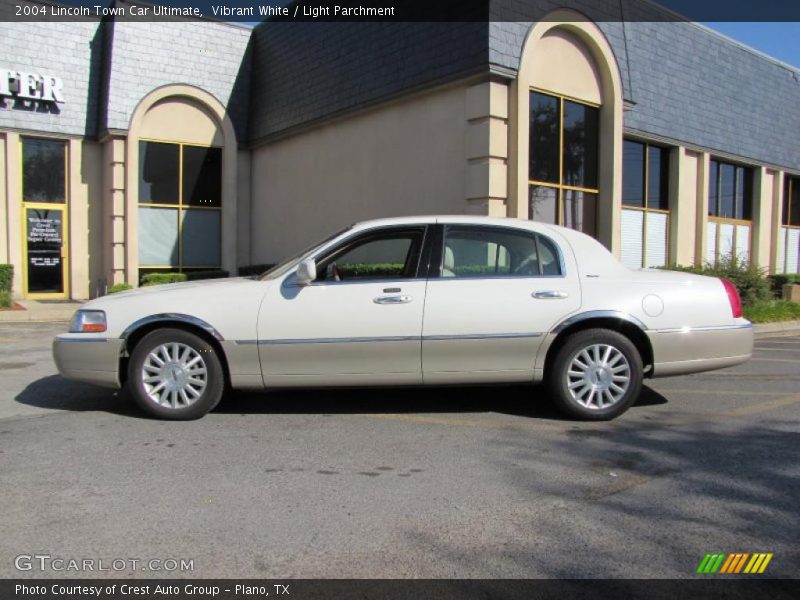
[[53, 216, 753, 420]]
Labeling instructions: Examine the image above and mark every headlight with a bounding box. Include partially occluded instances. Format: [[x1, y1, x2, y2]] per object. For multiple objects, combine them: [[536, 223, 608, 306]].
[[69, 310, 107, 333]]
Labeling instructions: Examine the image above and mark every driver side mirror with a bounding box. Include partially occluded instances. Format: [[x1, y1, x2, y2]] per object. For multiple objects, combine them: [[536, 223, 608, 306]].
[[295, 258, 317, 286]]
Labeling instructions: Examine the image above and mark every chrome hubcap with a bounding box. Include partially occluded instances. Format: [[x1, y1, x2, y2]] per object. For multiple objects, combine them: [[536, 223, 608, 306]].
[[141, 343, 207, 409], [566, 344, 631, 410]]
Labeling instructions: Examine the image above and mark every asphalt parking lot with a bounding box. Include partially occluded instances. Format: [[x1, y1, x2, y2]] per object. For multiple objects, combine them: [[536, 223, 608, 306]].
[[0, 322, 798, 579]]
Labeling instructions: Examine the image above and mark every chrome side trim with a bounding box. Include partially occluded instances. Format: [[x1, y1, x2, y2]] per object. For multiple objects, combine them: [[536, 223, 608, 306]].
[[259, 335, 420, 345], [236, 332, 544, 345], [653, 323, 754, 334], [550, 310, 648, 335], [120, 314, 224, 341], [423, 332, 543, 341], [52, 337, 110, 343]]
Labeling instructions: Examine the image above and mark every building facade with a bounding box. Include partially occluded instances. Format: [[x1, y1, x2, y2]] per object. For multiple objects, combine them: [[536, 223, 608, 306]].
[[1, 0, 798, 300]]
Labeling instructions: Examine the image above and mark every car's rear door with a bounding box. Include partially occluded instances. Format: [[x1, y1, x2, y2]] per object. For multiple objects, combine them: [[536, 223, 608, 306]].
[[258, 225, 430, 386], [421, 223, 580, 383]]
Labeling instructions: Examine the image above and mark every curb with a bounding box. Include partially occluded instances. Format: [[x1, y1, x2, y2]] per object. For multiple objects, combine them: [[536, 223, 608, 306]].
[[0, 300, 82, 323], [753, 320, 800, 339]]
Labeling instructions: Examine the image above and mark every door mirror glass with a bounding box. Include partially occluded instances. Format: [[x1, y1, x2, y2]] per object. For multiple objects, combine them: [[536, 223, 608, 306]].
[[295, 258, 317, 285]]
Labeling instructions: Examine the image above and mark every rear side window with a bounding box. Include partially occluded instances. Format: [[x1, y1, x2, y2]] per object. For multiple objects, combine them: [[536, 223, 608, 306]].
[[441, 226, 562, 278]]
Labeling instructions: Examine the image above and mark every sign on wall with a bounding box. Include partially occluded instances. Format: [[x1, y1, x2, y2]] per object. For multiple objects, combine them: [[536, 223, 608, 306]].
[[0, 68, 64, 112]]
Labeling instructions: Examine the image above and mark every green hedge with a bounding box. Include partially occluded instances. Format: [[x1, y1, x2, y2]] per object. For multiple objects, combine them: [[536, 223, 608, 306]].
[[336, 263, 405, 278], [141, 272, 188, 287], [768, 274, 800, 296], [744, 300, 800, 323], [665, 255, 771, 306], [0, 290, 10, 309], [0, 264, 12, 293], [108, 282, 133, 294]]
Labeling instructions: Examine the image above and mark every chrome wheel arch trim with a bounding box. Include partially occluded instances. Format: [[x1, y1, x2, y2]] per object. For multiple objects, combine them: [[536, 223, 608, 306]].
[[550, 310, 648, 335], [120, 313, 225, 342]]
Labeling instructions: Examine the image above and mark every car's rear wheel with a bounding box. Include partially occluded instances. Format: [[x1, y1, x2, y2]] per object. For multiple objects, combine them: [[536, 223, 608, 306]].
[[127, 328, 224, 420], [547, 328, 643, 420]]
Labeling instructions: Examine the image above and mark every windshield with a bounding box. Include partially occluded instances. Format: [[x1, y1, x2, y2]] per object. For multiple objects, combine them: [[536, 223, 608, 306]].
[[259, 226, 353, 280]]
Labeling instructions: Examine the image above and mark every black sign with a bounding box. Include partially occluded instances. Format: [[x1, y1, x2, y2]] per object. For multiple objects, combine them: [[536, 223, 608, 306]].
[[26, 208, 63, 294]]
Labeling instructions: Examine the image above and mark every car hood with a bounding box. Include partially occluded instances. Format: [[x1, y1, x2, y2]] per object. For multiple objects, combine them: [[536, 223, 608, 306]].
[[82, 277, 269, 310]]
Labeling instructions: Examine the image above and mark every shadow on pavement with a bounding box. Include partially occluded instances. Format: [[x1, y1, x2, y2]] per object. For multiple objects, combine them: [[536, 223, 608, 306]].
[[15, 375, 668, 421], [215, 382, 668, 421], [14, 375, 139, 417]]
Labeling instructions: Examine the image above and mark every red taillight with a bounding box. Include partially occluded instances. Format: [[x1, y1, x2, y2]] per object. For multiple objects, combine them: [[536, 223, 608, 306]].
[[721, 278, 742, 318]]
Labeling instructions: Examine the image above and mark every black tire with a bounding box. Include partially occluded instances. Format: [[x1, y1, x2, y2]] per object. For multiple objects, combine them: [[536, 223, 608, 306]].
[[126, 328, 225, 420], [547, 328, 643, 421]]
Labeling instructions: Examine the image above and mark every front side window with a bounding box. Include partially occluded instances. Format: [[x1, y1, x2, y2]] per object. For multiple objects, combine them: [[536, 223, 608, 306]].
[[138, 141, 222, 278], [528, 91, 599, 237], [315, 228, 425, 282], [706, 158, 753, 266], [621, 140, 671, 269], [777, 175, 800, 274], [441, 226, 562, 278]]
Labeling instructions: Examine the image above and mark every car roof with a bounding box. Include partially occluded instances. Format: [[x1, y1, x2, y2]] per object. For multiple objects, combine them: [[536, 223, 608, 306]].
[[351, 215, 556, 233]]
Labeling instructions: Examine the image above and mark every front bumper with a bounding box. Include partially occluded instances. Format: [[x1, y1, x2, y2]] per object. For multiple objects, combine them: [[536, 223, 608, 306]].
[[52, 334, 124, 388], [648, 321, 754, 377]]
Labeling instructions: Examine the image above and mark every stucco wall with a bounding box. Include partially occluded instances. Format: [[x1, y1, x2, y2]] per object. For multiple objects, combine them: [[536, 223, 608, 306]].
[[250, 85, 470, 264]]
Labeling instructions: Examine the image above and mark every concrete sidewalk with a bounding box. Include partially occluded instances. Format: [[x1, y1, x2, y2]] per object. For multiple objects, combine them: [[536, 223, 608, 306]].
[[0, 299, 82, 322], [753, 320, 800, 339]]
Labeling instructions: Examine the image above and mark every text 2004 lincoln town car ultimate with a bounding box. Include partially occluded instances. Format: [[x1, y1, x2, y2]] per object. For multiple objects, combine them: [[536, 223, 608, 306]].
[[53, 216, 753, 421]]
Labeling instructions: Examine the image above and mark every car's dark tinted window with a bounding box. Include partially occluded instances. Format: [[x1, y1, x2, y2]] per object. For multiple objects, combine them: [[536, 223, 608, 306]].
[[315, 227, 425, 281], [440, 226, 562, 278]]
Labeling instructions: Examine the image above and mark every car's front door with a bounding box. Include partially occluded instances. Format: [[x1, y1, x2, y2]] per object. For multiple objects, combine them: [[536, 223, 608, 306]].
[[258, 226, 429, 386], [422, 224, 580, 384]]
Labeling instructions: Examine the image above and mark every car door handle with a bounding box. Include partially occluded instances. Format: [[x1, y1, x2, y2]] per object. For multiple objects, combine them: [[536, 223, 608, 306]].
[[374, 295, 413, 305], [532, 290, 569, 299]]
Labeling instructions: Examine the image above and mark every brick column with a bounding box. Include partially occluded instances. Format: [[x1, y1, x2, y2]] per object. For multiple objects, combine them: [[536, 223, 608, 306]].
[[694, 152, 710, 266], [465, 81, 509, 217], [103, 136, 128, 286], [751, 167, 776, 272], [669, 147, 700, 266], [0, 134, 7, 266], [4, 132, 23, 297]]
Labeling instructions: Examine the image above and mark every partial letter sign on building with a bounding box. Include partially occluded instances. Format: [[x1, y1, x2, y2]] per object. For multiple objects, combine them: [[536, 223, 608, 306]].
[[0, 68, 65, 104]]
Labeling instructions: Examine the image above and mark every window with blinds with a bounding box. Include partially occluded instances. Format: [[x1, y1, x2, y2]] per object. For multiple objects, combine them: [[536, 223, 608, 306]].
[[777, 176, 800, 274], [620, 140, 670, 269]]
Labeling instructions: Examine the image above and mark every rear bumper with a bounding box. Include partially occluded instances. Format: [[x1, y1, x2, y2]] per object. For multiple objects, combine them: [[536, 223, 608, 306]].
[[52, 335, 123, 388], [648, 322, 753, 377]]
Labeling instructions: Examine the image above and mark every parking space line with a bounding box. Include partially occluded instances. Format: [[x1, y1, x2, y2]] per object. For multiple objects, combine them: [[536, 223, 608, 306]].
[[363, 392, 800, 432], [749, 357, 800, 363], [647, 388, 783, 396], [363, 412, 566, 433], [753, 347, 800, 353], [714, 393, 800, 417]]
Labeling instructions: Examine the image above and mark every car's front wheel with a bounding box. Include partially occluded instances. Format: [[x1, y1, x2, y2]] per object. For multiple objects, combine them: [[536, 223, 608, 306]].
[[127, 328, 225, 420], [547, 328, 643, 421]]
